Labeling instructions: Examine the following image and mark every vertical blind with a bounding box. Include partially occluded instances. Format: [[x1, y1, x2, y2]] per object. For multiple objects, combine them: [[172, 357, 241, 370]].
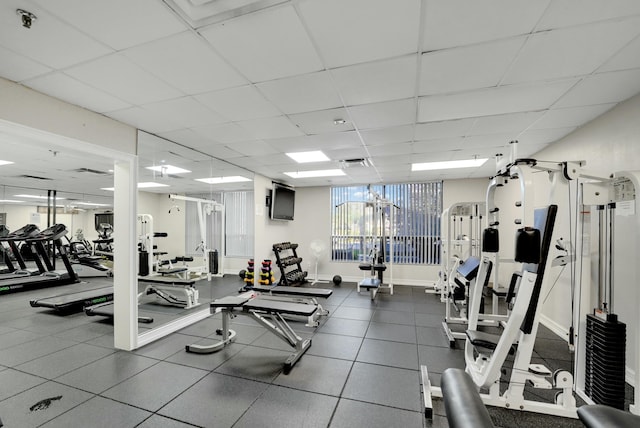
[[224, 191, 254, 257], [331, 182, 442, 265], [184, 191, 254, 258]]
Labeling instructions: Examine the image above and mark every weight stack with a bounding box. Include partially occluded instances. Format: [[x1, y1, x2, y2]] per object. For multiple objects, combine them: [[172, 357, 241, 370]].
[[585, 313, 626, 409]]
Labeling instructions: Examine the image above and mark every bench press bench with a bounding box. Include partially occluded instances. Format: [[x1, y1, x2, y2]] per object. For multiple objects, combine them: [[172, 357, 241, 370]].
[[186, 294, 315, 373], [246, 284, 332, 326]]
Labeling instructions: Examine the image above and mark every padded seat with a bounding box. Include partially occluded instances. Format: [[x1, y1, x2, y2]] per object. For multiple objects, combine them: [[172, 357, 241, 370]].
[[250, 284, 332, 298], [577, 405, 640, 428], [466, 330, 514, 354], [157, 267, 188, 275], [358, 263, 387, 271]]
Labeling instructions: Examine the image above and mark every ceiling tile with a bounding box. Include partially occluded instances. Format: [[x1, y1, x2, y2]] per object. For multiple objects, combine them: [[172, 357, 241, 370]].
[[196, 85, 281, 121], [516, 127, 577, 146], [349, 99, 416, 130], [467, 111, 545, 136], [299, 0, 419, 68], [107, 106, 182, 134], [267, 132, 361, 152], [420, 38, 525, 95], [530, 104, 616, 130], [33, 0, 185, 50], [360, 125, 414, 146], [229, 141, 278, 157], [413, 137, 464, 153], [191, 123, 254, 144], [0, 46, 51, 82], [65, 54, 183, 105], [553, 69, 640, 108], [23, 72, 130, 113], [331, 55, 417, 105], [599, 35, 640, 72], [418, 79, 577, 122], [535, 0, 640, 31], [200, 5, 322, 82], [256, 71, 342, 114], [237, 116, 304, 140], [422, 0, 550, 51], [123, 31, 246, 95], [503, 18, 640, 85], [142, 97, 227, 129], [158, 128, 209, 148], [289, 108, 354, 135], [0, 1, 113, 69], [197, 144, 245, 160], [324, 147, 369, 161], [414, 119, 476, 140], [367, 142, 413, 156]]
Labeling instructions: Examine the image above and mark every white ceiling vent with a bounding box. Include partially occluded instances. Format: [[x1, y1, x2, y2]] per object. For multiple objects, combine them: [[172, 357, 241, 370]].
[[162, 0, 288, 29], [339, 158, 373, 168]]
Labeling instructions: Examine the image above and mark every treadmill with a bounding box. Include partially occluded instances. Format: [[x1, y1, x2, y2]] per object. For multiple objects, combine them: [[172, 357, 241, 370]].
[[0, 224, 78, 295], [0, 224, 44, 280]]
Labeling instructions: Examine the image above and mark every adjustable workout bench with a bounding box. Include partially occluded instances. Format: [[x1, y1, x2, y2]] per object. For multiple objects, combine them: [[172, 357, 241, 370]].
[[138, 276, 199, 308], [186, 294, 315, 373], [245, 284, 332, 326]]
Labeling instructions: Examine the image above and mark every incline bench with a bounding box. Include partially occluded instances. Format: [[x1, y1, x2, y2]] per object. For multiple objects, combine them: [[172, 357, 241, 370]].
[[246, 284, 332, 326], [439, 368, 640, 428], [186, 294, 315, 373]]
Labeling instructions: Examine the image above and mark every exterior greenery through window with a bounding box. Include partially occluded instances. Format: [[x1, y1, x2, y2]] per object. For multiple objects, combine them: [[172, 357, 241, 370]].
[[331, 182, 442, 265]]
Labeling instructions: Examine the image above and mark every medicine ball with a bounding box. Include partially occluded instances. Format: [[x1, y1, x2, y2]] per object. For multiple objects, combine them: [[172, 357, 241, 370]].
[[239, 269, 246, 279], [332, 275, 342, 286]]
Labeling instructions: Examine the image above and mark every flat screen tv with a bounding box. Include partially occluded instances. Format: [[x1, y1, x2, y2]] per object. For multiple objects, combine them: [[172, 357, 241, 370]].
[[270, 183, 295, 221]]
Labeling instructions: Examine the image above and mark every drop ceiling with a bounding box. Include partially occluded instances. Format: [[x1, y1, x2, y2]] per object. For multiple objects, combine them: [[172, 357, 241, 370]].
[[1, 0, 639, 196]]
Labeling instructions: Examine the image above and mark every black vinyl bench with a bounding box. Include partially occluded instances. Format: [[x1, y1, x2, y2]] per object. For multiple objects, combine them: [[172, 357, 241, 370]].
[[186, 294, 316, 373], [248, 284, 332, 326]]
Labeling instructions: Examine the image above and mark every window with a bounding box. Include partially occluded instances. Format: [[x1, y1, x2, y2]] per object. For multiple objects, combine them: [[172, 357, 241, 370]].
[[331, 182, 442, 265], [184, 191, 254, 258]]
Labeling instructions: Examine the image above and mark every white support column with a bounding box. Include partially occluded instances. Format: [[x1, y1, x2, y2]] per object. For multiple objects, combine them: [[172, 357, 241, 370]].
[[113, 157, 138, 351]]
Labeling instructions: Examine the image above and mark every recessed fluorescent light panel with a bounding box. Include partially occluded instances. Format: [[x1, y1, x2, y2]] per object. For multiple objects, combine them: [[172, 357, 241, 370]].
[[146, 165, 191, 174], [0, 160, 14, 166], [195, 176, 252, 184], [14, 194, 66, 200], [0, 199, 23, 203], [76, 202, 111, 207], [411, 158, 488, 171], [284, 169, 346, 178], [137, 182, 170, 188], [286, 151, 330, 163]]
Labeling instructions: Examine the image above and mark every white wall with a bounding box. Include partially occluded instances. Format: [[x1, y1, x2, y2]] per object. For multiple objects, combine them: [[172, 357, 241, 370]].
[[0, 78, 135, 154], [265, 179, 490, 286]]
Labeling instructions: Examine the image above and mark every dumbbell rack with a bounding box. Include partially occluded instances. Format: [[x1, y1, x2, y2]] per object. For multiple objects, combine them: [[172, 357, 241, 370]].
[[272, 242, 308, 286]]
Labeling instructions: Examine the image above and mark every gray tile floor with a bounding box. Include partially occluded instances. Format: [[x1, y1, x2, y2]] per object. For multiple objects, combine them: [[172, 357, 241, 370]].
[[0, 275, 614, 427]]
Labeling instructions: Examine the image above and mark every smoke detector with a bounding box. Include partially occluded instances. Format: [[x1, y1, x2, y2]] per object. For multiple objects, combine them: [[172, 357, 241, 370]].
[[16, 9, 37, 29]]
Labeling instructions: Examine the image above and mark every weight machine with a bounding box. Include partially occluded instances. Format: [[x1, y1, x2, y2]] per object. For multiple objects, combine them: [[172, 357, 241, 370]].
[[168, 194, 224, 281], [137, 214, 199, 309], [576, 172, 640, 414], [424, 143, 600, 419], [350, 189, 399, 300], [432, 201, 485, 298]]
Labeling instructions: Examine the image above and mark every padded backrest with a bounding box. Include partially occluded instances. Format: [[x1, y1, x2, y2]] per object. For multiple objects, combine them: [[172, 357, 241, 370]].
[[441, 368, 495, 428]]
